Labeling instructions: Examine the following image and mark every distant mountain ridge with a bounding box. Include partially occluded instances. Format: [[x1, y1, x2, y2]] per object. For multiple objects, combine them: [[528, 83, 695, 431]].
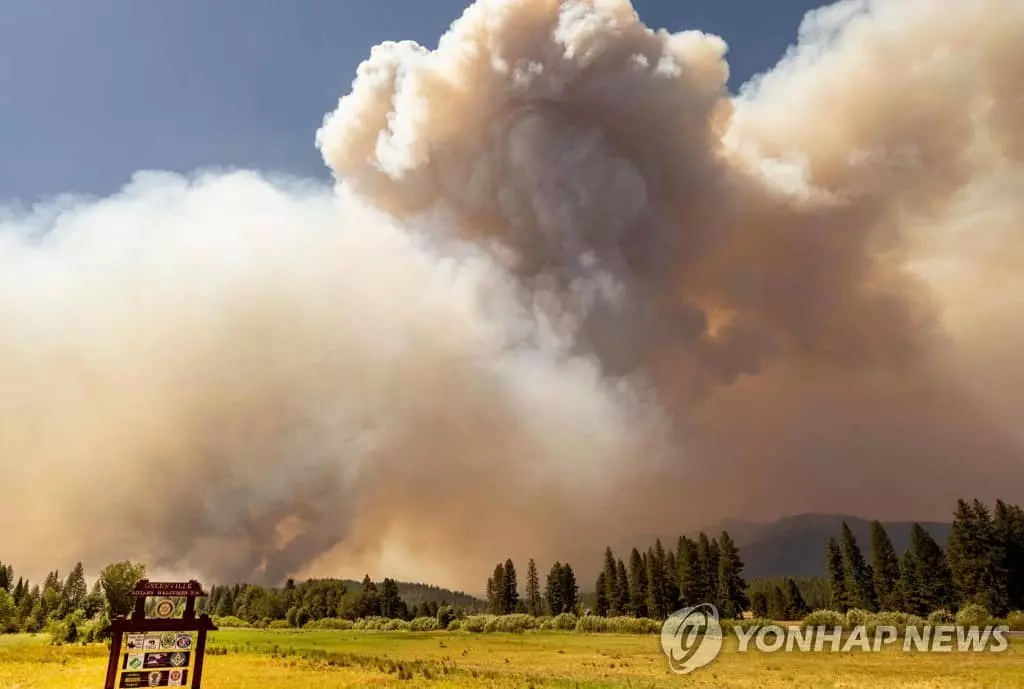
[[340, 579, 484, 609], [608, 513, 952, 580], [731, 513, 951, 578]]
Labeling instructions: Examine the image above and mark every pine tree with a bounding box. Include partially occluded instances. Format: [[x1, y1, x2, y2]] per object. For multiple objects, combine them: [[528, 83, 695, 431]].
[[559, 564, 579, 614], [750, 590, 768, 617], [595, 572, 609, 616], [488, 563, 507, 615], [614, 559, 630, 615], [841, 522, 877, 611], [949, 499, 1008, 614], [0, 562, 11, 593], [869, 522, 901, 611], [909, 523, 953, 611], [767, 585, 787, 620], [646, 542, 668, 620], [13, 578, 25, 605], [216, 588, 234, 617], [628, 548, 648, 618], [664, 551, 680, 611], [896, 549, 927, 615], [602, 547, 620, 616], [379, 578, 403, 619], [696, 533, 719, 607], [994, 500, 1024, 611], [677, 536, 702, 607], [503, 559, 519, 614], [525, 559, 542, 616], [63, 562, 87, 616], [784, 578, 809, 619], [354, 575, 381, 619], [827, 537, 848, 612], [545, 562, 564, 615], [716, 531, 748, 618]]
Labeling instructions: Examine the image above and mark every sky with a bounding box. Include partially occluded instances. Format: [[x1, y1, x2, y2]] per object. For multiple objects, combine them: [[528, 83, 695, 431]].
[[0, 0, 823, 204]]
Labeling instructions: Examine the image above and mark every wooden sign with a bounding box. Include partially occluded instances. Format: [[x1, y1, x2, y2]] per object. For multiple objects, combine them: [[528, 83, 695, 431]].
[[103, 580, 217, 689]]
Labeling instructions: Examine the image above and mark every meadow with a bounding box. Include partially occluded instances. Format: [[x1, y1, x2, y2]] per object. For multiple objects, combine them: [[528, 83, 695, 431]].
[[2, 628, 1024, 689]]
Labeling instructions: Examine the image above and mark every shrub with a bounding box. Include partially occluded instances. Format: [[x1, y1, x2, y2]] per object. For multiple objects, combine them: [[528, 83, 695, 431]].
[[575, 615, 611, 633], [801, 610, 846, 629], [844, 609, 872, 627], [956, 603, 991, 627], [382, 619, 411, 631], [730, 617, 775, 633], [304, 618, 354, 631], [409, 616, 439, 631], [353, 616, 388, 630], [576, 616, 660, 634], [436, 605, 456, 629], [266, 620, 291, 630], [461, 615, 494, 633], [1005, 611, 1024, 630], [926, 609, 954, 624], [550, 613, 578, 630], [446, 619, 464, 631], [212, 615, 252, 628], [484, 614, 537, 633]]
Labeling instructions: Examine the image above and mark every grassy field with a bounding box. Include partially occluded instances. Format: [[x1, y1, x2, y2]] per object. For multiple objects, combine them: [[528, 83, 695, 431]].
[[2, 629, 1023, 688]]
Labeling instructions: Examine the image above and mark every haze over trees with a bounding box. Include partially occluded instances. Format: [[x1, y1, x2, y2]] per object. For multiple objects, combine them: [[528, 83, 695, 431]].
[[2, 497, 1022, 638]]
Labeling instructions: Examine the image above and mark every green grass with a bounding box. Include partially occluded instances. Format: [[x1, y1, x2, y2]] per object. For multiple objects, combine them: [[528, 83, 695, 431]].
[[2, 629, 1023, 688]]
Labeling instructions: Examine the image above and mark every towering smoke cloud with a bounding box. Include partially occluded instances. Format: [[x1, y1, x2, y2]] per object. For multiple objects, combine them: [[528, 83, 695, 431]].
[[1, 0, 1021, 590]]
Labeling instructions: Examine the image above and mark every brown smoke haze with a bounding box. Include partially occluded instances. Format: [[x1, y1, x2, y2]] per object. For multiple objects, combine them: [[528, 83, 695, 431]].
[[1, 0, 1022, 591]]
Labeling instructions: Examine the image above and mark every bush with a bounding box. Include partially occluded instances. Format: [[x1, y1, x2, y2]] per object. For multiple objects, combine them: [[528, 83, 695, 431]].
[[436, 605, 456, 629], [801, 609, 846, 629], [383, 619, 411, 631], [484, 614, 537, 633], [266, 620, 291, 630], [730, 617, 775, 633], [576, 616, 660, 634], [1005, 611, 1024, 630], [353, 617, 388, 630], [304, 618, 354, 631], [550, 613, 578, 630], [409, 616, 439, 632], [212, 615, 252, 628], [956, 603, 991, 627], [844, 609, 872, 627], [927, 609, 955, 625], [446, 619, 464, 631], [461, 615, 494, 633]]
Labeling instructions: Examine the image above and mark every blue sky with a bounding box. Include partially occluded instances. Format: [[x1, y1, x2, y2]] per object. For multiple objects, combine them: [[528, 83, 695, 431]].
[[0, 0, 824, 203]]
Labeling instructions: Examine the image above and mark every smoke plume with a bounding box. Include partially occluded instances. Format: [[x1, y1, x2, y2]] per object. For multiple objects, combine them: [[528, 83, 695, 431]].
[[1, 0, 1022, 590]]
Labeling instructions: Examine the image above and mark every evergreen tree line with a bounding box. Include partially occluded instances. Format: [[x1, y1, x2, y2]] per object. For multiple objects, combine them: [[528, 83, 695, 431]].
[[747, 578, 811, 620], [0, 559, 483, 638], [825, 499, 1024, 617], [589, 531, 748, 620], [485, 558, 579, 616], [0, 560, 145, 640]]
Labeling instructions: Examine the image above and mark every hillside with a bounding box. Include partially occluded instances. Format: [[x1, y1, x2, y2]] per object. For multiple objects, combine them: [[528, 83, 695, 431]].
[[734, 513, 951, 578], [608, 513, 952, 581], [341, 580, 484, 611]]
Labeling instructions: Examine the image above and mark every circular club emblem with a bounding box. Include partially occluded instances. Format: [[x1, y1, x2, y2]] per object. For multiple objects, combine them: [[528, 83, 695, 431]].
[[155, 599, 175, 618]]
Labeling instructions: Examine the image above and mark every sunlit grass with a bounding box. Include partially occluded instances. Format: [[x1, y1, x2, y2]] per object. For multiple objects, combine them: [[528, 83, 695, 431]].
[[2, 629, 1023, 688]]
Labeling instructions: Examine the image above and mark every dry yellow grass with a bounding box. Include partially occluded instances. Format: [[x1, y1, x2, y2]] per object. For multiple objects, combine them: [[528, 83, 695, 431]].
[[2, 629, 1023, 688]]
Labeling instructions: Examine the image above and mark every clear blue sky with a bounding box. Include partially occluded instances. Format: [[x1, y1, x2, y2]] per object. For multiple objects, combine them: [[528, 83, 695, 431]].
[[0, 0, 824, 203]]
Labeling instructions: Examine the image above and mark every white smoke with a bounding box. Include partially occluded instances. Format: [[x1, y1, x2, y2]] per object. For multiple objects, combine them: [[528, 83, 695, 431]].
[[1, 0, 1022, 590]]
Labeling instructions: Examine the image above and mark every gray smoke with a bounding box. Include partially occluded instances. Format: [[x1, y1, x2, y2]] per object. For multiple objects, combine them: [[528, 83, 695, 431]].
[[1, 0, 1022, 590]]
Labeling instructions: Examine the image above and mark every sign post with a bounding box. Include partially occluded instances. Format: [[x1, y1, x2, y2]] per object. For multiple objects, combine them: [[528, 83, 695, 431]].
[[103, 580, 217, 688]]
